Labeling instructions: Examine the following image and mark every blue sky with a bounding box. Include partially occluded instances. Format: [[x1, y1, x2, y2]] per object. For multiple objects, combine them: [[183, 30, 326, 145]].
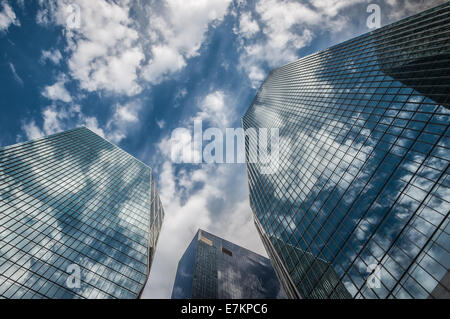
[[0, 0, 445, 298]]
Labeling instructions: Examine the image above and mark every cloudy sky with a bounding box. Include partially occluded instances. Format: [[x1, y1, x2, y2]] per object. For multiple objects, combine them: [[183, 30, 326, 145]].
[[0, 0, 445, 298]]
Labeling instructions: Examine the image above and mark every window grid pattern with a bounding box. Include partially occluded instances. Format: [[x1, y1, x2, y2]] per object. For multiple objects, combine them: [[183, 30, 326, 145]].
[[243, 3, 449, 299], [0, 127, 164, 299], [192, 238, 218, 299]]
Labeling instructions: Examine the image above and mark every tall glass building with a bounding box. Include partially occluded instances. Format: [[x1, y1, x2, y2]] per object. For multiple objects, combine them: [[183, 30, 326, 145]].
[[171, 229, 286, 299], [243, 3, 449, 299], [0, 127, 164, 299]]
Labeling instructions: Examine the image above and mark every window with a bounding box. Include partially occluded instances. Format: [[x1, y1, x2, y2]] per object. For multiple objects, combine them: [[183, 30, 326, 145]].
[[222, 247, 232, 257]]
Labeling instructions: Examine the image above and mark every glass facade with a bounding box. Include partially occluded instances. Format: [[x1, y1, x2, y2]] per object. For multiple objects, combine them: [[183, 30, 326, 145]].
[[243, 3, 449, 299], [0, 127, 164, 299], [171, 229, 286, 299]]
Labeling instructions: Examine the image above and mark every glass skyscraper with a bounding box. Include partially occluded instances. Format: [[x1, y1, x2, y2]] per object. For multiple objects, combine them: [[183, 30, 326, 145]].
[[243, 3, 449, 299], [0, 127, 164, 299], [171, 229, 286, 299]]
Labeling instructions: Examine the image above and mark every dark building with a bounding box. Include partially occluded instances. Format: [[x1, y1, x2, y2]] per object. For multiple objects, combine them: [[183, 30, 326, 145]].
[[243, 3, 449, 299], [171, 229, 286, 299], [0, 127, 164, 298]]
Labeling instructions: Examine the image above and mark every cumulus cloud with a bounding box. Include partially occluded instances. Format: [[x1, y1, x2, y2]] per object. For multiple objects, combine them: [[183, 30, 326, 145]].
[[30, 2, 142, 143], [310, 0, 364, 18], [0, 1, 20, 31], [28, 0, 236, 146], [36, 0, 234, 92], [142, 0, 232, 83], [67, 4, 144, 95], [237, 12, 260, 38], [22, 104, 105, 141], [40, 49, 63, 64], [22, 100, 143, 144], [193, 90, 233, 128], [106, 100, 143, 143], [36, 0, 144, 96], [22, 120, 44, 140], [142, 45, 186, 85], [41, 77, 72, 102], [160, 90, 235, 164], [27, 81, 142, 144]]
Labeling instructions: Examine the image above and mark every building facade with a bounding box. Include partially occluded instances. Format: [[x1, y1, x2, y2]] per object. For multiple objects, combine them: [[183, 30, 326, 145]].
[[0, 127, 164, 299], [243, 3, 449, 299], [171, 229, 285, 299]]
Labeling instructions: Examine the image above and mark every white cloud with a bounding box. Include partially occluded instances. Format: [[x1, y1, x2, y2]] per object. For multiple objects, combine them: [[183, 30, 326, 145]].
[[22, 120, 44, 140], [0, 1, 20, 31], [26, 81, 143, 144], [36, 0, 144, 96], [40, 49, 63, 64], [42, 77, 72, 102], [310, 0, 362, 18], [156, 119, 166, 129], [159, 129, 202, 165], [41, 105, 66, 134], [247, 65, 266, 83], [69, 42, 144, 96], [161, 90, 235, 164], [193, 91, 233, 128], [8, 62, 23, 86], [67, 2, 144, 95], [36, 0, 234, 92], [30, 0, 235, 147], [24, 93, 143, 145], [106, 100, 143, 143], [143, 45, 186, 85], [22, 104, 105, 141], [237, 12, 259, 38], [142, 0, 232, 83]]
